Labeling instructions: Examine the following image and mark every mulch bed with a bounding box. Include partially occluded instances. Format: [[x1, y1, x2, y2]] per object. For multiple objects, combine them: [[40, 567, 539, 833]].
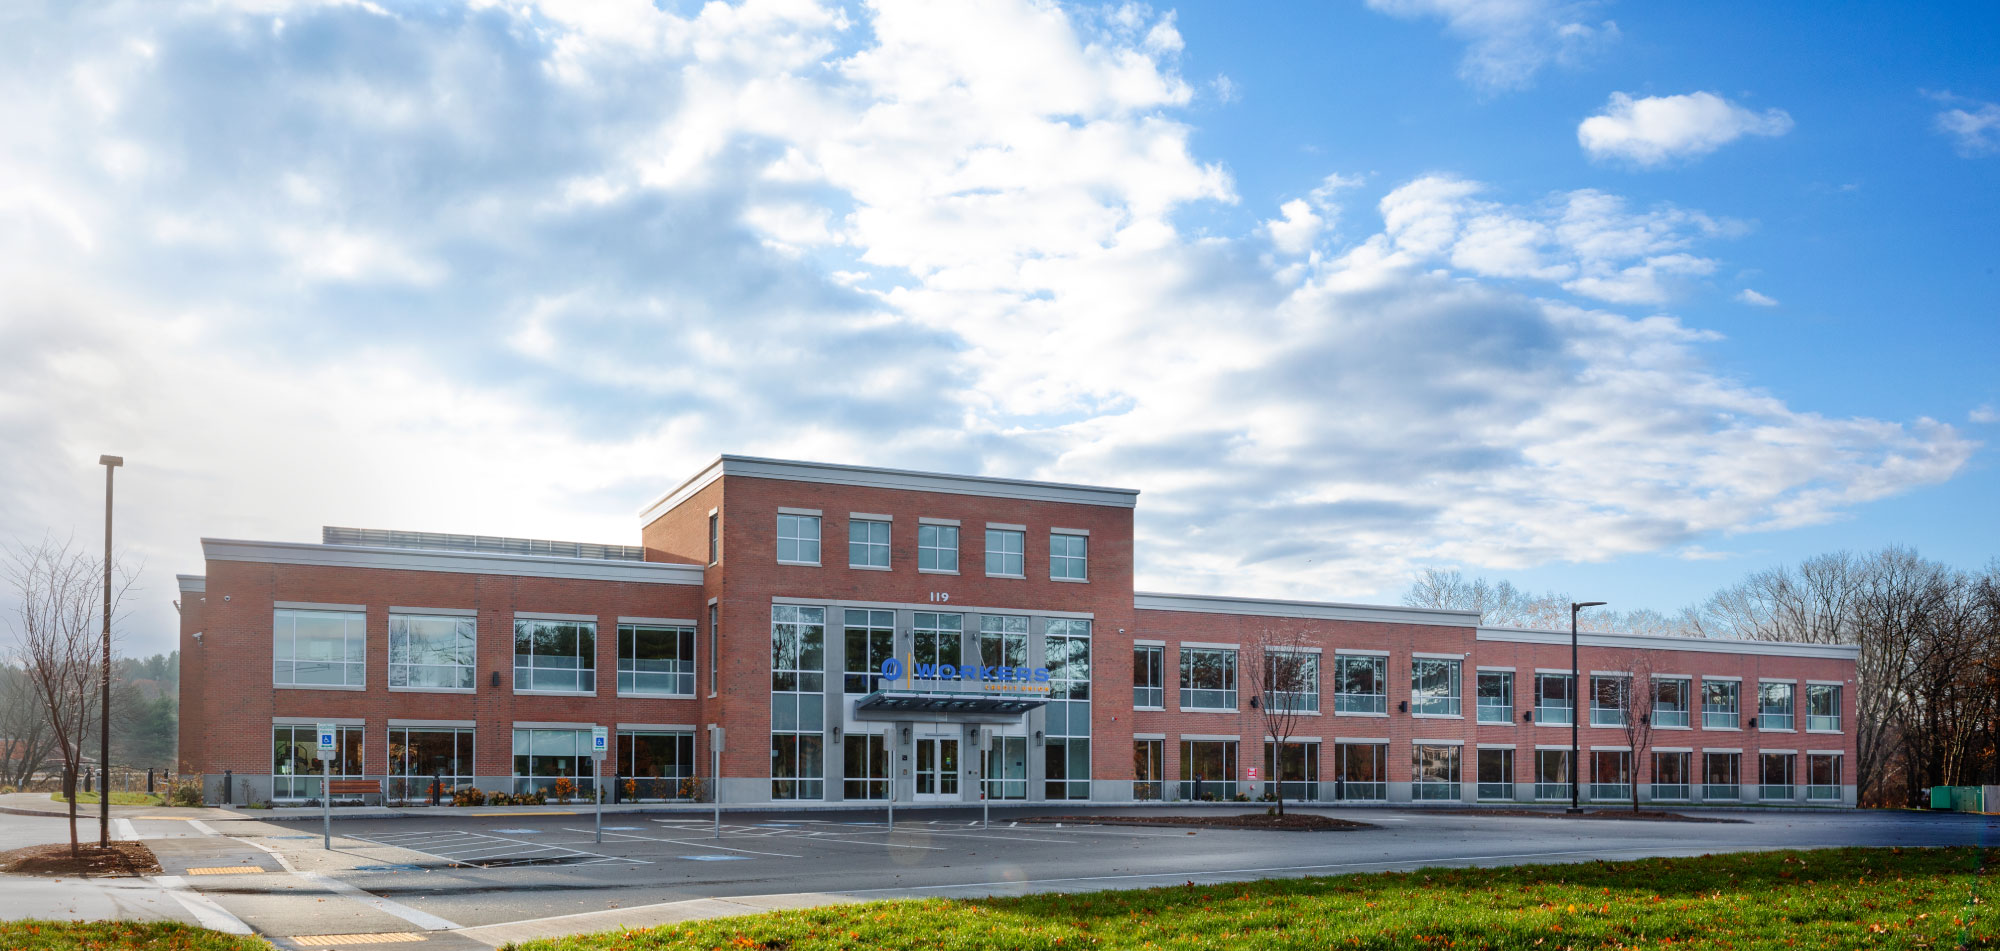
[[1429, 808, 1745, 823], [1025, 813, 1370, 831], [0, 841, 162, 877]]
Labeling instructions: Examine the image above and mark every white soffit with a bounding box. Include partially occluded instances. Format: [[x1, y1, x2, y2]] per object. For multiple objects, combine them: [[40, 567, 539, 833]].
[[1134, 591, 1481, 628], [639, 455, 1141, 525], [1475, 627, 1860, 660], [202, 539, 704, 586]]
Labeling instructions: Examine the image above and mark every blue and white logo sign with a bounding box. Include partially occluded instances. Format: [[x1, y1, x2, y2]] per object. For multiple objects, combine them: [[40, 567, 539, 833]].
[[880, 657, 1051, 685], [315, 722, 335, 753], [590, 726, 609, 754]]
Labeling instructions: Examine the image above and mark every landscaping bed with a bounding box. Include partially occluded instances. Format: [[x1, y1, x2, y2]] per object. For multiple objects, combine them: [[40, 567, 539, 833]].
[[510, 846, 1995, 950], [0, 920, 267, 950], [1025, 813, 1369, 831], [0, 841, 162, 877], [1430, 807, 1745, 823]]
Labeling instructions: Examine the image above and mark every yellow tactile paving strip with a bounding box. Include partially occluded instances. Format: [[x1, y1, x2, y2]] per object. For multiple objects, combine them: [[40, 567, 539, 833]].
[[288, 934, 424, 946], [183, 865, 265, 875]]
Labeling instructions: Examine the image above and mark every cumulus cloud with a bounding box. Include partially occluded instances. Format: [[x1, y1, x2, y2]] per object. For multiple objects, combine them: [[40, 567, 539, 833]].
[[1931, 96, 2000, 156], [1364, 0, 1618, 91], [1736, 288, 1778, 307], [1579, 92, 1794, 166], [0, 0, 1972, 653], [1973, 405, 1999, 424]]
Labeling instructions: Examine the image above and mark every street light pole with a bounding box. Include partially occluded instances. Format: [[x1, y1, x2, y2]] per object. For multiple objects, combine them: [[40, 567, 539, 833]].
[[1568, 600, 1605, 814], [98, 454, 122, 849]]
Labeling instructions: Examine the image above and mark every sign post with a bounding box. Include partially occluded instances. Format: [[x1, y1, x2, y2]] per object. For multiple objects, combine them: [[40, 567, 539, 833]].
[[978, 728, 989, 830], [590, 726, 608, 843], [316, 723, 335, 850], [707, 725, 724, 840]]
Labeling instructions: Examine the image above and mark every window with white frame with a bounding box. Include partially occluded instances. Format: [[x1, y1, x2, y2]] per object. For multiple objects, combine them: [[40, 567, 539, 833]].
[[388, 614, 474, 690], [918, 523, 959, 572], [1411, 658, 1461, 716], [985, 528, 1024, 577], [776, 514, 820, 565], [273, 723, 361, 799], [1758, 681, 1795, 730], [1179, 647, 1237, 710], [1535, 673, 1574, 725], [913, 612, 964, 674], [619, 731, 697, 801], [1653, 677, 1692, 728], [513, 618, 596, 693], [1043, 619, 1091, 800], [848, 519, 890, 568], [1703, 751, 1739, 799], [387, 727, 474, 800], [1333, 654, 1387, 714], [618, 624, 696, 697], [1049, 532, 1087, 581], [1132, 645, 1164, 708], [1703, 679, 1740, 729], [1806, 683, 1842, 732], [274, 608, 367, 688], [1412, 744, 1460, 800], [981, 615, 1029, 670], [1476, 670, 1513, 723], [707, 512, 718, 564], [770, 605, 826, 800], [513, 728, 595, 799], [1264, 650, 1319, 714], [844, 609, 895, 694], [1759, 751, 1795, 799], [1590, 675, 1629, 727]]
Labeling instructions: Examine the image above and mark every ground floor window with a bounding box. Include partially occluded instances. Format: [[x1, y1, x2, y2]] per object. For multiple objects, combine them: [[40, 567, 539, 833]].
[[512, 728, 596, 800], [387, 727, 474, 801], [1044, 738, 1089, 800], [1333, 742, 1386, 800], [273, 724, 362, 800], [1535, 749, 1571, 800], [1759, 752, 1796, 801], [1590, 750, 1632, 801], [772, 732, 825, 800], [1263, 741, 1319, 801], [1180, 740, 1237, 800], [1412, 744, 1461, 800], [1476, 747, 1514, 800], [1652, 751, 1691, 800], [1806, 753, 1842, 801], [1132, 739, 1163, 801], [1703, 752, 1739, 800], [843, 733, 889, 800], [987, 734, 1028, 800], [618, 731, 695, 801]]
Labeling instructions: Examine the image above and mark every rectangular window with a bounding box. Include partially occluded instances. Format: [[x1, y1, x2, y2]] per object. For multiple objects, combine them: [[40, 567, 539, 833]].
[[1702, 751, 1740, 800], [708, 513, 718, 564], [512, 728, 594, 800], [1653, 677, 1692, 728], [1264, 650, 1319, 714], [1412, 744, 1461, 800], [844, 609, 896, 694], [1759, 752, 1796, 800], [1045, 619, 1091, 800], [1049, 532, 1087, 581], [386, 727, 474, 801], [1807, 753, 1842, 801], [1651, 750, 1691, 800], [842, 732, 890, 800], [1534, 749, 1571, 800], [1411, 658, 1462, 716], [985, 528, 1024, 577], [1590, 675, 1629, 727], [1806, 684, 1841, 732], [1333, 655, 1388, 714], [1179, 647, 1238, 711], [513, 618, 596, 693], [1044, 737, 1091, 801], [618, 624, 696, 697], [1476, 670, 1513, 723], [1702, 679, 1740, 729], [1180, 739, 1237, 800], [1133, 739, 1164, 801], [272, 724, 361, 800], [388, 614, 474, 690], [1334, 742, 1386, 801], [848, 519, 890, 568], [707, 603, 718, 695], [980, 615, 1029, 670], [1476, 747, 1514, 800], [986, 733, 1028, 801], [776, 514, 821, 565], [918, 524, 959, 572], [618, 731, 696, 801], [1132, 645, 1164, 709], [1535, 673, 1575, 725], [1758, 681, 1795, 730], [913, 612, 964, 675], [1590, 750, 1632, 801], [1264, 741, 1320, 801], [770, 605, 826, 801], [273, 608, 366, 687]]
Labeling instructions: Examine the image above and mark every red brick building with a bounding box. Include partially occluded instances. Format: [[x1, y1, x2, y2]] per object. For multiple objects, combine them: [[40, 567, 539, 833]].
[[177, 455, 1858, 806]]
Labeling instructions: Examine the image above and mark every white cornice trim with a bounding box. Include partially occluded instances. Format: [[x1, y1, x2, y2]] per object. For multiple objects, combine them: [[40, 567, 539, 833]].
[[202, 538, 704, 586], [1475, 627, 1860, 660], [638, 455, 1140, 526], [176, 574, 206, 593], [1136, 592, 1480, 627]]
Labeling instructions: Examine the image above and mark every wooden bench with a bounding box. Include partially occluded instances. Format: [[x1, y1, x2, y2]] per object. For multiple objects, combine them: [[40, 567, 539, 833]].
[[327, 779, 381, 801]]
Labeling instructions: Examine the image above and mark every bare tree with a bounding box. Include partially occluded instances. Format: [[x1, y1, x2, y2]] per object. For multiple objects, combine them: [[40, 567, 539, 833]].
[[5, 538, 131, 857], [1245, 625, 1317, 817], [1404, 568, 1699, 636], [0, 662, 61, 788], [1610, 650, 1663, 813]]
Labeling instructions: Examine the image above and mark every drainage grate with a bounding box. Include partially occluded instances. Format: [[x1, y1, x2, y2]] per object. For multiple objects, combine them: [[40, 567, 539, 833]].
[[288, 932, 424, 946], [184, 866, 264, 875]]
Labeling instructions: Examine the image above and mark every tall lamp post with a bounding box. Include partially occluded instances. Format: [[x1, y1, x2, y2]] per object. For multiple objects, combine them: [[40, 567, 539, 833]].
[[1568, 600, 1605, 813], [98, 454, 122, 849]]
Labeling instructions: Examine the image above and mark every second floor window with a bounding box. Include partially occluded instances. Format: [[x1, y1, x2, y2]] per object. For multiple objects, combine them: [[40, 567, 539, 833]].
[[849, 519, 890, 568], [1334, 654, 1387, 714], [844, 609, 894, 694], [1475, 670, 1513, 723], [918, 524, 959, 572], [388, 614, 475, 690], [776, 514, 820, 565], [1806, 683, 1842, 731], [707, 513, 718, 564], [1133, 645, 1164, 708], [1590, 675, 1629, 727], [985, 528, 1024, 577], [514, 618, 596, 693], [1654, 677, 1691, 727], [1410, 658, 1461, 716], [913, 612, 963, 673], [1180, 647, 1237, 710], [618, 624, 695, 697], [1265, 650, 1319, 714], [1758, 681, 1795, 730], [1049, 532, 1087, 580], [1703, 679, 1740, 729], [1535, 673, 1574, 725], [274, 608, 366, 688]]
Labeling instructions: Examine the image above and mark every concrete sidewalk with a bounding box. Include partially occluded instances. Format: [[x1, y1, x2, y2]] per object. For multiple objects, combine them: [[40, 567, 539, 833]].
[[0, 792, 251, 822]]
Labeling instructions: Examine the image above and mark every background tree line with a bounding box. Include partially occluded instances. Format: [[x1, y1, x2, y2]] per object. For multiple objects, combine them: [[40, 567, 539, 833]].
[[1404, 546, 2000, 806], [0, 652, 178, 787]]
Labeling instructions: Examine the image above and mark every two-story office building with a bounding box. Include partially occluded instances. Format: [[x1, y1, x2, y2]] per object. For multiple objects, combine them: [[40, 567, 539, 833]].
[[177, 456, 1859, 806]]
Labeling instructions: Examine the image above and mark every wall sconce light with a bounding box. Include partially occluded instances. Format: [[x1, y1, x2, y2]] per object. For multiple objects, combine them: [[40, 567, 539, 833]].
[[1398, 700, 1409, 713], [832, 727, 842, 740], [490, 671, 501, 688], [1522, 709, 1533, 722], [1640, 714, 1649, 726], [1033, 730, 1044, 743], [1248, 696, 1260, 710], [901, 726, 911, 741], [1748, 717, 1758, 729]]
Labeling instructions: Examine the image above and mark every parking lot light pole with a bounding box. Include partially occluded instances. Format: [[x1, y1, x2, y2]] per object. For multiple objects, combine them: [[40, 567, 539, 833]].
[[97, 454, 121, 849], [1569, 601, 1606, 813]]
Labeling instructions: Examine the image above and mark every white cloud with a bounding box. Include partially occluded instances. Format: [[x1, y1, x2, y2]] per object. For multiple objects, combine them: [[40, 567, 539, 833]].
[[1972, 404, 1999, 424], [1579, 92, 1794, 166], [1364, 0, 1617, 91], [0, 0, 1971, 656], [1933, 98, 2000, 156], [1736, 288, 1778, 307]]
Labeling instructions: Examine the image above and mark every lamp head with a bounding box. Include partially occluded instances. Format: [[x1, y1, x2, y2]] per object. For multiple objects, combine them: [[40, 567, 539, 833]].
[[99, 455, 123, 468]]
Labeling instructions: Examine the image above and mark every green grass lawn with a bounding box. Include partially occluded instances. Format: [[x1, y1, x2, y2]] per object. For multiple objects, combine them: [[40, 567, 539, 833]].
[[0, 921, 267, 950], [511, 847, 1994, 951], [48, 791, 164, 806]]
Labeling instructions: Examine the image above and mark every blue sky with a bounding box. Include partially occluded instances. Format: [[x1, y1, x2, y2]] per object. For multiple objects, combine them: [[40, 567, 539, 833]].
[[0, 0, 1994, 654]]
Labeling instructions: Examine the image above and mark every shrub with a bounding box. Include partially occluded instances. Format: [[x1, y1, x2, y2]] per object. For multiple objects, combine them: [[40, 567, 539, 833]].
[[551, 777, 575, 802], [679, 776, 702, 801], [451, 786, 487, 807], [169, 780, 204, 807]]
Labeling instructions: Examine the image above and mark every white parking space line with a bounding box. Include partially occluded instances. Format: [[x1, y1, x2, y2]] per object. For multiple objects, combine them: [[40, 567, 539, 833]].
[[295, 870, 464, 931], [114, 818, 140, 840], [347, 829, 649, 868], [572, 828, 803, 858], [187, 819, 221, 836], [151, 875, 254, 934]]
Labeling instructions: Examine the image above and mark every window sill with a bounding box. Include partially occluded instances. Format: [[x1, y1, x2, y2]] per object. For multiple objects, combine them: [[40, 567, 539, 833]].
[[618, 691, 698, 700], [1133, 706, 1166, 712], [1588, 722, 1629, 729], [1758, 728, 1797, 734], [1804, 728, 1843, 734], [1654, 724, 1693, 730], [514, 689, 597, 697], [1333, 710, 1389, 718], [1410, 712, 1462, 719], [388, 685, 475, 694], [275, 683, 366, 692], [777, 560, 821, 567], [1703, 725, 1743, 732], [1050, 576, 1089, 584], [1476, 718, 1514, 726], [917, 568, 960, 576], [986, 572, 1026, 580], [849, 564, 893, 572], [1533, 720, 1576, 727], [1178, 707, 1238, 714]]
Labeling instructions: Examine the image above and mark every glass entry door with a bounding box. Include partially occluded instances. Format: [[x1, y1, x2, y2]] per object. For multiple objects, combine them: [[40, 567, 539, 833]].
[[915, 737, 959, 800]]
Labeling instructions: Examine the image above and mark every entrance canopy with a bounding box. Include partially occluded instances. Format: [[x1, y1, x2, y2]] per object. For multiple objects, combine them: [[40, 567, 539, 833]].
[[853, 690, 1046, 723]]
